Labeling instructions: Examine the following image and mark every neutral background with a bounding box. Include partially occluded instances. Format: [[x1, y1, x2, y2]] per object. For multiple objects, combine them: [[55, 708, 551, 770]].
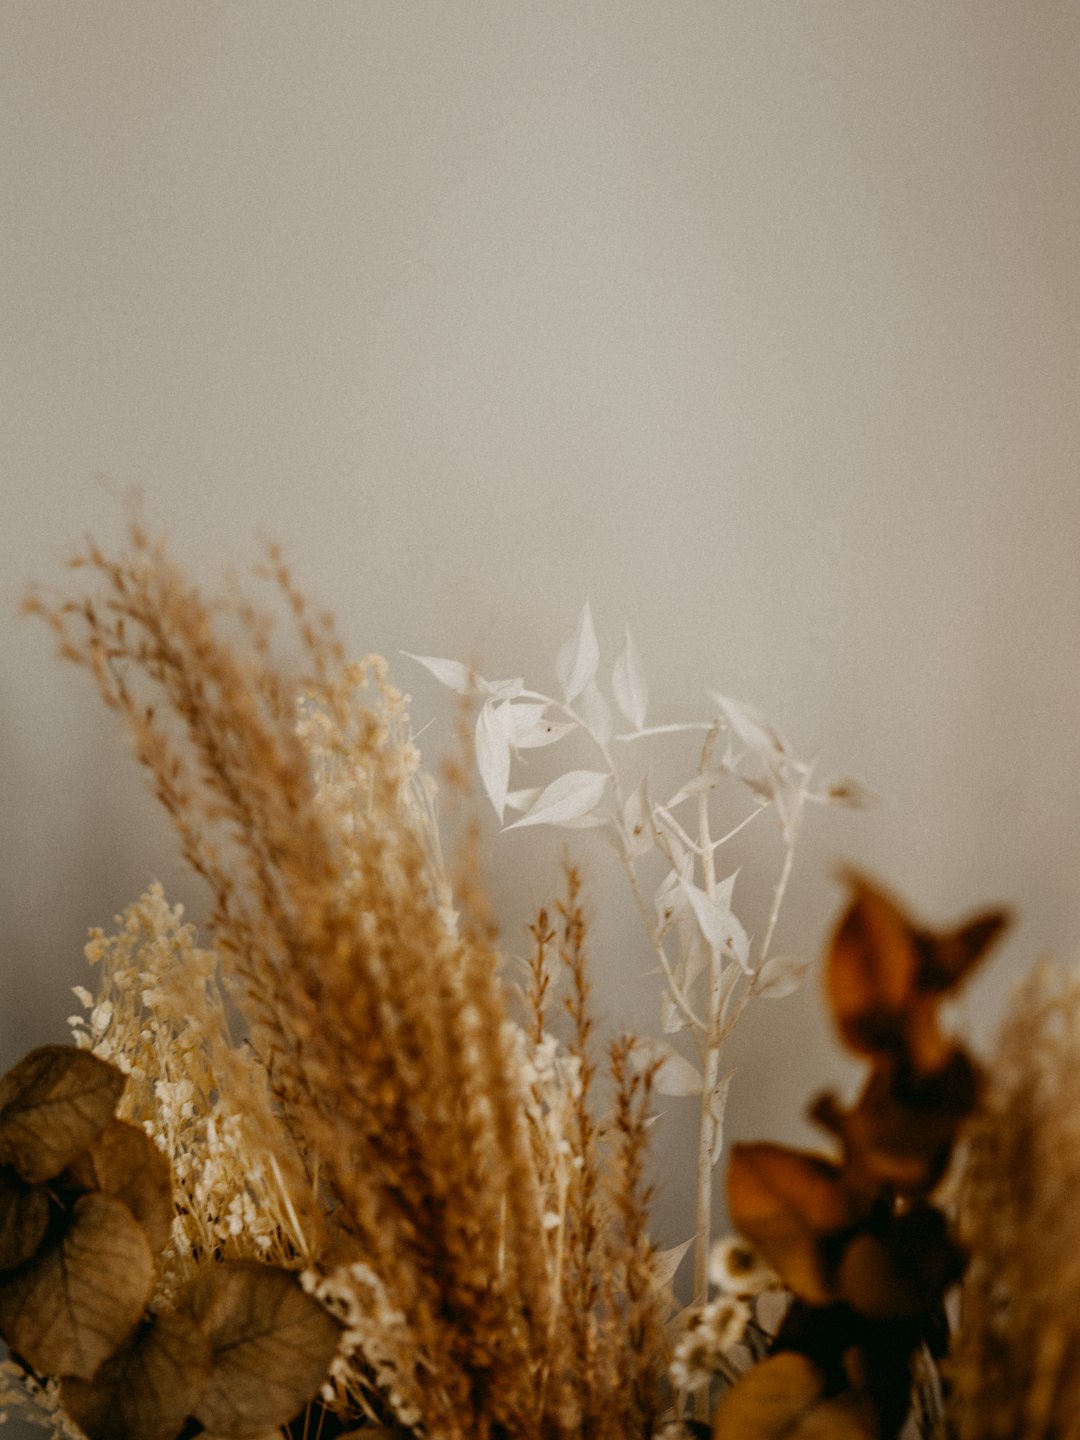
[[3, 1, 1079, 1278]]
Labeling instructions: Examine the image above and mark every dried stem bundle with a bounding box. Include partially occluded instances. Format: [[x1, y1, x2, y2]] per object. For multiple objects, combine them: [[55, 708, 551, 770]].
[[949, 965, 1080, 1440], [21, 522, 664, 1440]]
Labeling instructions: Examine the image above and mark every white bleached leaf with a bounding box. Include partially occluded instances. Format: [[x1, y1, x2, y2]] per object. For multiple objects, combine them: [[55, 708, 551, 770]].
[[506, 769, 609, 830], [403, 653, 477, 693], [475, 701, 511, 822], [680, 879, 751, 971], [404, 654, 525, 700], [501, 703, 549, 743], [665, 766, 734, 808], [505, 787, 542, 814], [629, 1038, 703, 1097], [711, 692, 791, 763], [612, 628, 648, 730], [718, 961, 742, 1021], [708, 1072, 735, 1165], [620, 777, 654, 860], [755, 954, 812, 1000], [660, 989, 688, 1035], [515, 719, 576, 750], [555, 601, 599, 702], [650, 1238, 692, 1293], [654, 867, 685, 929], [577, 678, 613, 745], [484, 676, 528, 700], [615, 722, 711, 742], [675, 932, 710, 995], [652, 808, 690, 872]]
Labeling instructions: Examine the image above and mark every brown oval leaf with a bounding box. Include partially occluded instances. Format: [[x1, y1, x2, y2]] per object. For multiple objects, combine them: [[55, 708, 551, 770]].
[[827, 878, 920, 1060], [0, 1192, 154, 1378], [61, 1309, 212, 1440], [712, 1351, 825, 1439], [727, 1144, 864, 1303], [0, 1047, 125, 1183], [183, 1261, 341, 1438], [839, 1207, 964, 1321], [784, 1393, 878, 1440], [0, 1168, 49, 1271], [66, 1120, 174, 1254], [713, 1352, 877, 1440]]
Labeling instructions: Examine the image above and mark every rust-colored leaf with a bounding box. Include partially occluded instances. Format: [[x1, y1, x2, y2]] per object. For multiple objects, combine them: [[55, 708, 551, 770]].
[[727, 1144, 863, 1302], [0, 1193, 153, 1378], [713, 1351, 824, 1438], [183, 1261, 341, 1438], [787, 1393, 878, 1440], [0, 1047, 125, 1184], [713, 1352, 878, 1440], [827, 878, 920, 1060], [0, 1168, 49, 1272], [838, 1051, 980, 1196], [838, 1207, 964, 1321], [66, 1120, 174, 1254], [917, 909, 1010, 994], [827, 877, 1008, 1069], [61, 1309, 212, 1440]]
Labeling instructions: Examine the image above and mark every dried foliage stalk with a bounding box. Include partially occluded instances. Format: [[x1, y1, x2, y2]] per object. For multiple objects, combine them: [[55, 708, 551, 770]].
[[26, 523, 664, 1440], [950, 965, 1080, 1440]]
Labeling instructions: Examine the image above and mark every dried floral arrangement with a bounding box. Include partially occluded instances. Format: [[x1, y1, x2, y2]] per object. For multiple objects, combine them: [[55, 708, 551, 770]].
[[1, 521, 1074, 1440]]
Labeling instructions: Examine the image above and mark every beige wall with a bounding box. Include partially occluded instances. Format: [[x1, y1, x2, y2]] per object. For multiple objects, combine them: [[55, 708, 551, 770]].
[[2, 2, 1078, 1263]]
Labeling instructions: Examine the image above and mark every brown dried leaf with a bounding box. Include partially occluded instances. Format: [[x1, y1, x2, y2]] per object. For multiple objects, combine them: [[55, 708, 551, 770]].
[[712, 1351, 824, 1438], [840, 1052, 980, 1196], [713, 1353, 877, 1440], [827, 877, 1009, 1071], [0, 1168, 49, 1271], [0, 1192, 154, 1378], [918, 909, 1011, 994], [66, 1120, 174, 1254], [727, 1144, 863, 1303], [0, 1047, 125, 1183], [61, 1309, 212, 1440], [827, 878, 921, 1061], [183, 1261, 341, 1438], [838, 1207, 964, 1321]]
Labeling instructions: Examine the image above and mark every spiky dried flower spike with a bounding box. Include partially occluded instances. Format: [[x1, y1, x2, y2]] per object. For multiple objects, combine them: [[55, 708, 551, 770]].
[[713, 875, 1008, 1440], [23, 523, 668, 1440], [949, 964, 1080, 1440]]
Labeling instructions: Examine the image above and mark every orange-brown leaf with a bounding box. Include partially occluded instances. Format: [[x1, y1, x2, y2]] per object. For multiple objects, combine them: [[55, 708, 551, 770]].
[[0, 1168, 49, 1272], [0, 1193, 154, 1378], [0, 1047, 125, 1184], [727, 1144, 863, 1302], [61, 1309, 212, 1440], [839, 1052, 980, 1196], [838, 1207, 963, 1321], [712, 1351, 825, 1439], [183, 1261, 341, 1438], [827, 878, 920, 1060], [66, 1120, 174, 1254], [713, 1351, 876, 1439], [917, 909, 1010, 994]]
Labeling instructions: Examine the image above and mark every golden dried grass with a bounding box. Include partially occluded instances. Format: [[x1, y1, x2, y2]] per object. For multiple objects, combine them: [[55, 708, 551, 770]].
[[26, 520, 665, 1440]]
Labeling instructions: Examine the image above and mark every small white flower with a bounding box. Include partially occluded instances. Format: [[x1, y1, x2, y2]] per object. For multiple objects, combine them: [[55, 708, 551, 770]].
[[708, 1235, 778, 1296], [669, 1296, 751, 1392]]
